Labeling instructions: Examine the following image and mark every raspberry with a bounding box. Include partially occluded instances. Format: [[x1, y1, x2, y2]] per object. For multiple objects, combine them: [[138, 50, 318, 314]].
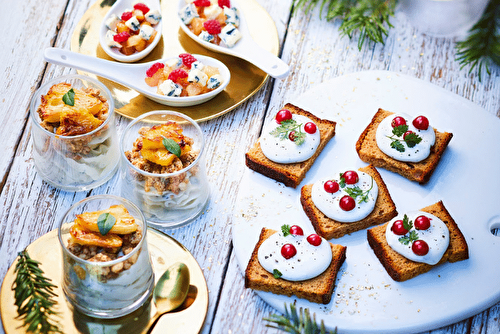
[[168, 69, 188, 82], [179, 53, 197, 68], [194, 0, 211, 6], [203, 20, 221, 35], [133, 3, 150, 14], [146, 62, 165, 77], [218, 0, 230, 8], [121, 11, 133, 21], [113, 31, 130, 43]]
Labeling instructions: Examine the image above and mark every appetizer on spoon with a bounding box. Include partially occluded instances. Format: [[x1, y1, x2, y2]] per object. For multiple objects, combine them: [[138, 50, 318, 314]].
[[178, 0, 289, 79], [100, 0, 163, 62], [44, 48, 230, 107]]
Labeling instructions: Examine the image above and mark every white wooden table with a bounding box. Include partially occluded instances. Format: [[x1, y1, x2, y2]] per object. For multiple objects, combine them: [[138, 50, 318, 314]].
[[1, 0, 499, 333]]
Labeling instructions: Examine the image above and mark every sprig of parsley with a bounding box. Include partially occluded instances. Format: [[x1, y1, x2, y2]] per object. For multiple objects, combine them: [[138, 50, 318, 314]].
[[343, 177, 374, 203], [270, 119, 306, 145], [398, 214, 419, 245], [281, 224, 291, 237], [386, 125, 422, 152], [273, 269, 283, 279]]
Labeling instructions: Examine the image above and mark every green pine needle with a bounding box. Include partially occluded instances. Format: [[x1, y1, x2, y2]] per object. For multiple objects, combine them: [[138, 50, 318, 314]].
[[455, 0, 500, 80], [12, 250, 62, 334], [264, 303, 337, 334]]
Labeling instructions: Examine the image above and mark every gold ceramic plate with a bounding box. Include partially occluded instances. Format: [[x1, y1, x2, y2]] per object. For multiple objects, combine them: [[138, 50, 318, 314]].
[[70, 0, 280, 122], [1, 228, 208, 334]]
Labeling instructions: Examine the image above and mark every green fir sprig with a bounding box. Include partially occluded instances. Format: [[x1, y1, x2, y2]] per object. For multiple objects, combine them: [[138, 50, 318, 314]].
[[264, 303, 337, 334], [291, 0, 396, 50], [12, 250, 62, 334]]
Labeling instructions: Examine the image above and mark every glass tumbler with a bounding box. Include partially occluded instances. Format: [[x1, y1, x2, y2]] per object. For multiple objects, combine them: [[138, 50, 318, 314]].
[[120, 110, 210, 228], [58, 195, 154, 318], [30, 74, 119, 191]]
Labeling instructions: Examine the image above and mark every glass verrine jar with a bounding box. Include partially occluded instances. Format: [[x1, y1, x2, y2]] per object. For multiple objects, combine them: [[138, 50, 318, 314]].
[[58, 195, 154, 318], [30, 74, 119, 191], [120, 110, 210, 228]]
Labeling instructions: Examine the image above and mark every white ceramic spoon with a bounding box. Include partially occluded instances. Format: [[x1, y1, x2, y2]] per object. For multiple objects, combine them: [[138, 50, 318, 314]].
[[177, 0, 289, 79], [99, 0, 163, 63], [44, 48, 230, 107]]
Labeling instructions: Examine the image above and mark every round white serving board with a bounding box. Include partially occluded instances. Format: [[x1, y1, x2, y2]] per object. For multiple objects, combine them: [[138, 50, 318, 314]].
[[232, 70, 500, 334]]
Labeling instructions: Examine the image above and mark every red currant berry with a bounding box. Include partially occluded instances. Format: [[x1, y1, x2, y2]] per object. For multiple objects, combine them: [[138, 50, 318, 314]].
[[391, 116, 406, 128], [324, 180, 339, 193], [412, 116, 430, 130], [339, 195, 355, 211], [121, 11, 133, 21], [146, 62, 165, 77], [275, 109, 292, 123], [179, 53, 197, 68], [281, 244, 297, 259], [414, 215, 431, 230], [307, 234, 322, 246], [133, 3, 150, 14], [342, 171, 359, 185], [391, 220, 408, 235], [113, 31, 130, 43], [194, 0, 211, 6], [218, 0, 231, 8], [288, 131, 296, 142], [168, 69, 188, 82], [403, 130, 414, 140], [304, 122, 317, 134], [289, 225, 304, 236], [203, 19, 222, 35], [412, 240, 429, 256]]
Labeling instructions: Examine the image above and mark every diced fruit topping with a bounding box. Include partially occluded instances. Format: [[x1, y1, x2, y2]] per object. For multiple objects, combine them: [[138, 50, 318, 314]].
[[146, 62, 165, 77], [289, 225, 304, 236], [339, 195, 355, 211], [179, 53, 197, 68], [324, 180, 339, 193], [391, 220, 408, 235], [412, 240, 429, 256], [403, 130, 414, 140], [288, 131, 296, 142], [304, 122, 317, 134], [391, 116, 406, 128], [306, 234, 322, 246], [414, 215, 431, 230], [133, 3, 150, 14], [194, 0, 211, 6], [218, 0, 231, 8], [121, 11, 133, 21], [412, 116, 430, 130], [281, 244, 297, 259], [204, 19, 222, 35], [342, 170, 359, 185], [113, 31, 131, 43], [168, 69, 189, 82], [275, 109, 292, 123]]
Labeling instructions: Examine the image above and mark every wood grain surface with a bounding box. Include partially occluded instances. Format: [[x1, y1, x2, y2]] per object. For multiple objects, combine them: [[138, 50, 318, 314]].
[[1, 0, 499, 333]]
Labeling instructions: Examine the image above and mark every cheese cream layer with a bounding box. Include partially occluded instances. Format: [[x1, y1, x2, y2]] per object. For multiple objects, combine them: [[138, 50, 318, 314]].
[[257, 231, 332, 281], [375, 113, 436, 162], [311, 171, 378, 223], [260, 114, 320, 164], [385, 211, 450, 265]]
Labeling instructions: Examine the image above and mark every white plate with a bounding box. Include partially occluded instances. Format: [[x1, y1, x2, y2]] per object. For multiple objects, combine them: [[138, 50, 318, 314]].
[[232, 70, 500, 334]]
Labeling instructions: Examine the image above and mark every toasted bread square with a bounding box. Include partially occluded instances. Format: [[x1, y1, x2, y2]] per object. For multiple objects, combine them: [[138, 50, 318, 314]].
[[356, 108, 452, 184], [245, 103, 336, 188], [301, 164, 397, 239], [245, 228, 346, 304]]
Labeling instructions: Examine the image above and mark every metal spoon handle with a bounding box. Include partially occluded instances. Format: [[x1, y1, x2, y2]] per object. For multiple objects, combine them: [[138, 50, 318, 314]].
[[141, 311, 162, 334]]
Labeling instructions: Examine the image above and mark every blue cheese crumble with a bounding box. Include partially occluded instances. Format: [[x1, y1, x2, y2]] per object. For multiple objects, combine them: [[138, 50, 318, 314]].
[[105, 14, 121, 31], [139, 25, 155, 41], [199, 31, 215, 43], [145, 9, 162, 25], [159, 80, 182, 97], [224, 7, 240, 26], [207, 74, 223, 89], [125, 16, 140, 31], [105, 30, 121, 48], [219, 23, 242, 47], [188, 69, 209, 86], [179, 3, 199, 25]]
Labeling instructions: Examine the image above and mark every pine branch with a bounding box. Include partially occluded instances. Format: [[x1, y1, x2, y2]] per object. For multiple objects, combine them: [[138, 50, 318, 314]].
[[291, 0, 397, 50], [263, 303, 337, 334], [12, 250, 62, 334], [455, 0, 500, 80]]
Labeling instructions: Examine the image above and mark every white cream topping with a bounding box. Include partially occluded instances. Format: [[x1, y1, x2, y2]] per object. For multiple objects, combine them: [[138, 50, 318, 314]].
[[385, 211, 450, 265], [375, 113, 436, 162], [257, 230, 332, 281], [311, 171, 378, 223], [260, 114, 320, 164]]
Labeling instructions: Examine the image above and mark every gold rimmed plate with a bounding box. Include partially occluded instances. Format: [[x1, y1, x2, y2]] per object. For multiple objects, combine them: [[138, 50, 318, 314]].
[[70, 0, 280, 122], [1, 228, 208, 334]]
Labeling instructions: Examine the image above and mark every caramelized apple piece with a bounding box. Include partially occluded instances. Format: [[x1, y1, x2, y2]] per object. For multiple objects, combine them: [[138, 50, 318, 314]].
[[141, 123, 189, 150], [56, 109, 103, 136], [190, 18, 206, 35], [75, 204, 138, 235], [69, 224, 122, 248], [140, 148, 177, 166]]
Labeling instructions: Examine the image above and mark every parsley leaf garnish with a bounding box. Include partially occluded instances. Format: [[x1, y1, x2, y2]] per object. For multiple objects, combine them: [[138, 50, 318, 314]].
[[403, 132, 422, 148], [62, 88, 75, 106], [281, 224, 291, 237], [270, 119, 306, 146], [386, 124, 422, 152], [390, 140, 405, 152], [399, 230, 419, 245], [273, 269, 282, 279], [338, 173, 346, 188], [338, 175, 374, 204], [402, 214, 413, 231], [162, 136, 181, 157], [392, 125, 408, 137]]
